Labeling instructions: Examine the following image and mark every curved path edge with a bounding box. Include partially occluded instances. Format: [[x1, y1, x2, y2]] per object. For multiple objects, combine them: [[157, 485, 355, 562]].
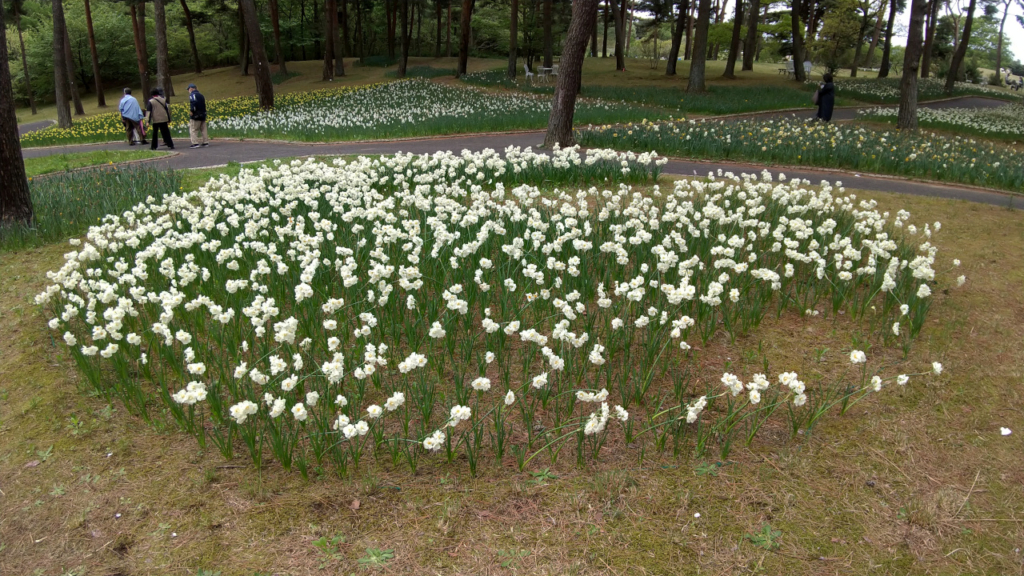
[[20, 132, 1020, 208]]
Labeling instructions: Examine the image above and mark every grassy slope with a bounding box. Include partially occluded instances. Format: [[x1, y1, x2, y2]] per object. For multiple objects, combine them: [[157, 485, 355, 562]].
[[1, 172, 1022, 575], [23, 150, 167, 178]]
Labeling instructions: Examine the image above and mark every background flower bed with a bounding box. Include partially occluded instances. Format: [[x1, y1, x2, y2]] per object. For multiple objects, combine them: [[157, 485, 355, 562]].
[[579, 118, 1024, 192], [20, 80, 664, 147]]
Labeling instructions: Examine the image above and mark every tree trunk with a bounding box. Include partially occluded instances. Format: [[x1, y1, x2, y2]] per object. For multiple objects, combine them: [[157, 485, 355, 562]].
[[153, 0, 173, 97], [921, 0, 939, 78], [457, 0, 474, 75], [436, 0, 443, 57], [129, 4, 150, 98], [239, 0, 274, 109], [622, 0, 630, 54], [994, 0, 1010, 83], [0, 0, 33, 226], [342, 0, 352, 57], [609, 0, 626, 70], [386, 0, 395, 59], [849, 5, 871, 78], [179, 0, 203, 74], [139, 1, 152, 90], [590, 5, 598, 57], [543, 0, 553, 68], [741, 0, 759, 70], [684, 0, 693, 59], [789, 0, 805, 81], [666, 0, 686, 75], [942, 0, 974, 90], [543, 0, 597, 147], [241, 28, 251, 75], [722, 0, 743, 77], [686, 0, 711, 91], [864, 0, 885, 68], [446, 0, 452, 57], [508, 0, 519, 78], [268, 0, 287, 73], [355, 0, 364, 58], [398, 0, 409, 75], [896, 0, 926, 129], [14, 8, 36, 115], [602, 1, 608, 57], [323, 0, 335, 80], [877, 0, 896, 77], [83, 0, 105, 106], [335, 0, 346, 76], [944, 0, 975, 91], [63, 26, 85, 115]]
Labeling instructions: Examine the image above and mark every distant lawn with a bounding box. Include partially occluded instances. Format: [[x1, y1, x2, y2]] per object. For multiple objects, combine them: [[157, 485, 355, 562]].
[[24, 149, 167, 178]]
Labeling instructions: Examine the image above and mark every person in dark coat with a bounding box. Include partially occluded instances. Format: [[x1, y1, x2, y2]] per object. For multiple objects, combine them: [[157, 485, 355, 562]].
[[816, 73, 836, 122]]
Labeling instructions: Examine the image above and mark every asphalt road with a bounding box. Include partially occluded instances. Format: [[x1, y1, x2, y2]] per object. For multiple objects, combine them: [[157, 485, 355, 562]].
[[18, 96, 1020, 208]]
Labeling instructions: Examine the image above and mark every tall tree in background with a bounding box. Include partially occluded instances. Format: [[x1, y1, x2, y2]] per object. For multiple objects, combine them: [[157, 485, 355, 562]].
[[864, 0, 887, 66], [876, 0, 901, 77], [920, 0, 939, 77], [686, 0, 711, 91], [323, 0, 336, 79], [848, 0, 876, 77], [543, 0, 553, 68], [339, 0, 352, 76], [62, 20, 85, 115], [993, 0, 1013, 80], [153, 0, 174, 97], [268, 0, 287, 73], [897, 0, 927, 128], [129, 1, 150, 97], [722, 0, 744, 78], [239, 0, 274, 108], [11, 0, 36, 115], [457, 0, 475, 75], [398, 0, 409, 75], [51, 0, 73, 126], [944, 0, 977, 91], [0, 0, 33, 226], [742, 0, 760, 70], [544, 0, 597, 146], [790, 0, 806, 81], [508, 0, 519, 78], [666, 0, 687, 75], [83, 0, 106, 106], [609, 0, 626, 70], [179, 0, 203, 73]]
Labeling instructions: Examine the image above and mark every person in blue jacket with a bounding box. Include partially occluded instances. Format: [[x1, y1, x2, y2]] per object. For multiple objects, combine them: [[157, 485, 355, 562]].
[[118, 88, 147, 145], [816, 73, 835, 122]]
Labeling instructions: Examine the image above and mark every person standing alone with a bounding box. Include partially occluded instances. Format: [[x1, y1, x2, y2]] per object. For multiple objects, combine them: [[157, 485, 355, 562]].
[[187, 83, 209, 148], [146, 88, 175, 150], [815, 73, 835, 123], [118, 88, 147, 146]]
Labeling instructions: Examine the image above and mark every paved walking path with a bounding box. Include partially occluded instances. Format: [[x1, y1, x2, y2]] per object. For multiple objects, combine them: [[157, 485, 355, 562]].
[[18, 119, 53, 136], [18, 96, 1020, 208]]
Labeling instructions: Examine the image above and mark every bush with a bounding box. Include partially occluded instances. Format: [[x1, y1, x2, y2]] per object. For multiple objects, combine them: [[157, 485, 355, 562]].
[[988, 72, 1003, 86]]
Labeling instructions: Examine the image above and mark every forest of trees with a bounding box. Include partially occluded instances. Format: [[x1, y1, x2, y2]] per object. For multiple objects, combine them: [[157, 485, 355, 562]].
[[4, 0, 1021, 109]]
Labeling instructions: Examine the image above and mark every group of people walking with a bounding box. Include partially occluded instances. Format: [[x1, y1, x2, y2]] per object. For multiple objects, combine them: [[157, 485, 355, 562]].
[[118, 83, 209, 150]]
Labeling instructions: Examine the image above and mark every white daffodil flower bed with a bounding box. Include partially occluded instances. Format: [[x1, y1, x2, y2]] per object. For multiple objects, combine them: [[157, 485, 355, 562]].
[[204, 79, 634, 141], [37, 146, 958, 477], [815, 77, 1014, 103], [858, 103, 1024, 138]]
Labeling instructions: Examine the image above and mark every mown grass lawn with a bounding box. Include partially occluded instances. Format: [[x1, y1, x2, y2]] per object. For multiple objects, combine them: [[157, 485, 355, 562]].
[[23, 150, 167, 178], [0, 165, 1021, 575]]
